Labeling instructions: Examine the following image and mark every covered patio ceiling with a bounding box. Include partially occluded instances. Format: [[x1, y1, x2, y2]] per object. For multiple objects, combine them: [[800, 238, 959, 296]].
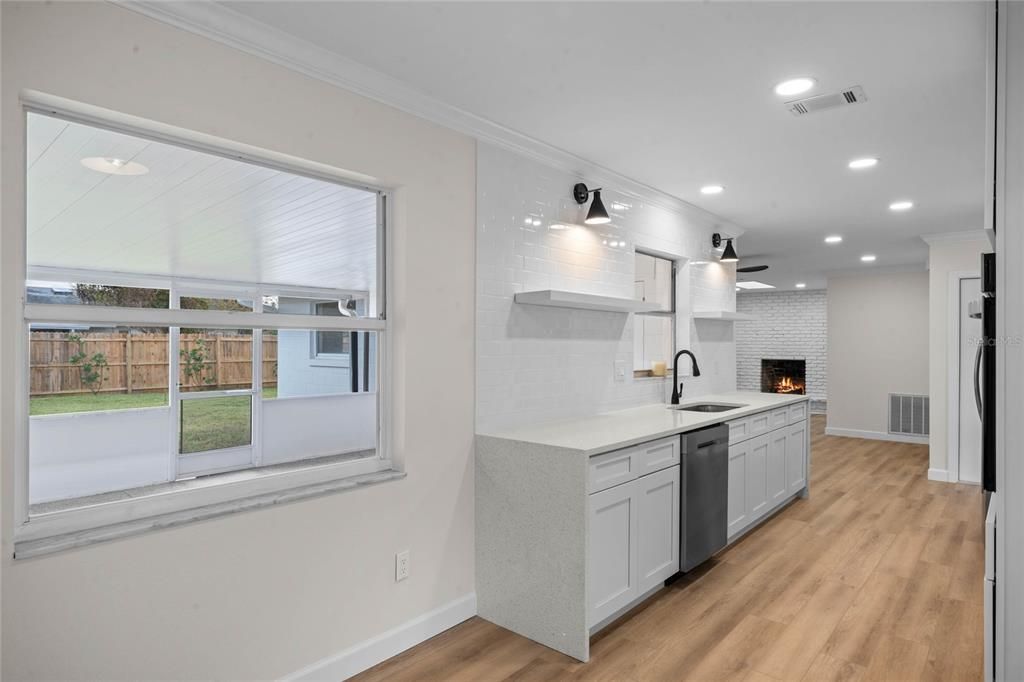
[[27, 113, 378, 292]]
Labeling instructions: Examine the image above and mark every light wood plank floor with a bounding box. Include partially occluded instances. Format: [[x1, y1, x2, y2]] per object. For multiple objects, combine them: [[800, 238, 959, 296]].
[[356, 415, 985, 681]]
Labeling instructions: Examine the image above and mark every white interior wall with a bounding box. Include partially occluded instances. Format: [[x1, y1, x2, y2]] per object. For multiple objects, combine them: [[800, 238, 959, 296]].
[[1, 3, 475, 679], [924, 234, 990, 478], [475, 143, 736, 431], [826, 271, 930, 438]]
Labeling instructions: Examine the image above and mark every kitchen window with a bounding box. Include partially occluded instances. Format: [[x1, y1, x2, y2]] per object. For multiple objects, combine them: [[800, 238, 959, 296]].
[[16, 104, 394, 556], [633, 252, 676, 378]]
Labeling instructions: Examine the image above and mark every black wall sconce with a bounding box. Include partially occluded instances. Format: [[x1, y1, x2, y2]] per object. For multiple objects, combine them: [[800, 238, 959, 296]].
[[712, 233, 739, 262], [573, 183, 611, 225]]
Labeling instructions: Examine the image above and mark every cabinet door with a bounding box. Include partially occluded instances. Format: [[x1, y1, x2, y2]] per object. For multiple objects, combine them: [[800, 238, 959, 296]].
[[727, 441, 748, 537], [767, 427, 788, 506], [588, 480, 639, 626], [745, 433, 770, 522], [786, 420, 808, 495], [637, 466, 680, 593]]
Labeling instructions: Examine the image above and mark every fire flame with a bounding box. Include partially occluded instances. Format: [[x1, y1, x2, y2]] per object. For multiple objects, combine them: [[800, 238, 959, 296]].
[[775, 376, 805, 394]]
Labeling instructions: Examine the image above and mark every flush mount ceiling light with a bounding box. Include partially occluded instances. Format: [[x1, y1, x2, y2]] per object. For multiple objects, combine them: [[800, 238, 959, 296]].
[[848, 157, 879, 170], [774, 77, 816, 97], [795, 282, 807, 288], [824, 235, 843, 244], [573, 183, 611, 225], [700, 184, 725, 195], [712, 233, 739, 262], [735, 281, 775, 290], [861, 254, 877, 262], [889, 200, 914, 211], [80, 156, 149, 176]]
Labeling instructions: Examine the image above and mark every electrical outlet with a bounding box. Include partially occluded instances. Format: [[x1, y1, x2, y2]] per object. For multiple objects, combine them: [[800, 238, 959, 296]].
[[395, 550, 410, 582], [614, 360, 627, 382]]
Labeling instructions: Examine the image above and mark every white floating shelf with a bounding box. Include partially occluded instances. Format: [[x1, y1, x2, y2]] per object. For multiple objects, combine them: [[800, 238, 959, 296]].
[[514, 290, 662, 313], [692, 310, 758, 321]]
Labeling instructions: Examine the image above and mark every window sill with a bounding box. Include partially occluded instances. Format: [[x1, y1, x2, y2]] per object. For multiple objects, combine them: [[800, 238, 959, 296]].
[[15, 459, 402, 559]]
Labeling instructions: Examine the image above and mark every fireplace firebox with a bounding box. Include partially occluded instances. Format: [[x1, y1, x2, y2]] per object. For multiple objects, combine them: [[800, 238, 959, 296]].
[[761, 359, 806, 395]]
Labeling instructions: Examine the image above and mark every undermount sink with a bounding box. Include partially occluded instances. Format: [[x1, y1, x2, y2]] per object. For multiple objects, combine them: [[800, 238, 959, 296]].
[[671, 402, 747, 413]]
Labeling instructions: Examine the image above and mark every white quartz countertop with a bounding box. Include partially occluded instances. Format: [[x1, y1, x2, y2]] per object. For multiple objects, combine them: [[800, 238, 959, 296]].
[[476, 392, 810, 456]]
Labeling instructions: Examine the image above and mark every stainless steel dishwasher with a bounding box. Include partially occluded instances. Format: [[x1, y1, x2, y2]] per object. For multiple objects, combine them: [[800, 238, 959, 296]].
[[680, 423, 729, 571]]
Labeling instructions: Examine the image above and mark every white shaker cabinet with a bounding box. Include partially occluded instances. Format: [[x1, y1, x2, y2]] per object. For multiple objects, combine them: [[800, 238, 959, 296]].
[[786, 420, 808, 495], [726, 401, 810, 541], [588, 438, 680, 628], [588, 479, 639, 626], [767, 427, 789, 505], [636, 465, 680, 594], [727, 439, 750, 537]]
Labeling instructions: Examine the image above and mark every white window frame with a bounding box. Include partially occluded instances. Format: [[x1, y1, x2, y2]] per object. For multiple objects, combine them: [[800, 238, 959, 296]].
[[14, 95, 395, 555]]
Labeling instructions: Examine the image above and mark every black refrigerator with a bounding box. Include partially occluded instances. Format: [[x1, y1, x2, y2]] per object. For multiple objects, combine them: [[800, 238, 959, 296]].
[[979, 252, 996, 493]]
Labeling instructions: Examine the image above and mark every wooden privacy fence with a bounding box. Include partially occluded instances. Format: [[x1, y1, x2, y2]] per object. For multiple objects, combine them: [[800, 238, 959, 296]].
[[29, 332, 278, 397]]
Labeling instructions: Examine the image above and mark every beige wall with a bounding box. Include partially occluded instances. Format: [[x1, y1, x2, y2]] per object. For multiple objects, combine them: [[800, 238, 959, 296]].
[[926, 235, 990, 475], [826, 271, 930, 436], [1, 3, 476, 679]]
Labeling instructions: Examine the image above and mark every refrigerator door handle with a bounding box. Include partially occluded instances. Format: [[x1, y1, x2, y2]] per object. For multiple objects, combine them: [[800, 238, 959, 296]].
[[975, 342, 985, 420]]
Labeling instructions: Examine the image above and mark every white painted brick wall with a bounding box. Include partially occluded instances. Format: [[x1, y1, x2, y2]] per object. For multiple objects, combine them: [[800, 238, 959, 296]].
[[735, 290, 827, 403], [476, 143, 737, 431]]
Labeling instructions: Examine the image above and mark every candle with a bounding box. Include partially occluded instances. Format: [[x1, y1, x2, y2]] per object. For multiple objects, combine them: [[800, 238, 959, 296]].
[[651, 361, 667, 377]]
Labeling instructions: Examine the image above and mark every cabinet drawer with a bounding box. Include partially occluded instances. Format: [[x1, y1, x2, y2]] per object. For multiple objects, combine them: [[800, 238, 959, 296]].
[[589, 448, 638, 494], [788, 402, 808, 424], [770, 408, 789, 429], [727, 417, 751, 443], [636, 436, 681, 476], [748, 410, 772, 437]]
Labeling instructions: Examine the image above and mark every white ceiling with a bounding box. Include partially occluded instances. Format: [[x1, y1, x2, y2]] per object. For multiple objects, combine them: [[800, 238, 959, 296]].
[[220, 0, 988, 290], [27, 113, 378, 292]]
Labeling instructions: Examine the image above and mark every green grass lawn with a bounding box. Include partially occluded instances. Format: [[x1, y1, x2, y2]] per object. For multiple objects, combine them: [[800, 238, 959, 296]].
[[30, 388, 278, 453]]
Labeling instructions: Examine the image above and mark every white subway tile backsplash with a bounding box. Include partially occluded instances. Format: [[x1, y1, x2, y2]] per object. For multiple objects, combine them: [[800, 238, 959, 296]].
[[476, 143, 738, 431]]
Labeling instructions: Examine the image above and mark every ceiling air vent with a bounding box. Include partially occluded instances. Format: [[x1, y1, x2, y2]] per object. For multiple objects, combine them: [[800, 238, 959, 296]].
[[787, 86, 867, 116]]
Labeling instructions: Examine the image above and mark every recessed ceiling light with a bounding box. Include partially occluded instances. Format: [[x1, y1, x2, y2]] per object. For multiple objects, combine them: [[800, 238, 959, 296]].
[[610, 201, 631, 211], [848, 157, 879, 170], [795, 283, 807, 288], [774, 77, 816, 97], [80, 157, 149, 176], [861, 254, 877, 262], [700, 185, 724, 195], [889, 200, 914, 211], [824, 235, 843, 244], [735, 281, 776, 290]]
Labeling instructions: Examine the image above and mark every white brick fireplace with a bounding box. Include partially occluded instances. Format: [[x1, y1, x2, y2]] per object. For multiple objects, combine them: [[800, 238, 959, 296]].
[[735, 290, 827, 412]]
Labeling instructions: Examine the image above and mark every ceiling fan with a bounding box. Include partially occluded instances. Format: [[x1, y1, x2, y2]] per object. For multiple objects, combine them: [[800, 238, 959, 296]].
[[737, 264, 769, 273]]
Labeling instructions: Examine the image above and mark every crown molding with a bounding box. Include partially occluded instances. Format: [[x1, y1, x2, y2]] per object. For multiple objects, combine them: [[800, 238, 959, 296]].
[[920, 229, 988, 245], [115, 0, 741, 235]]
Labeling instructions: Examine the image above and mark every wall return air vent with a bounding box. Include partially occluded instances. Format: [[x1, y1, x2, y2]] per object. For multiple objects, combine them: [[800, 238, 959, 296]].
[[888, 393, 929, 437], [787, 86, 867, 116]]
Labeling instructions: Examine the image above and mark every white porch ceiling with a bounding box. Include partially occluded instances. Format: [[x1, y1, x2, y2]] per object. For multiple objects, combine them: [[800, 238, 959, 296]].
[[212, 0, 987, 290], [27, 113, 378, 292]]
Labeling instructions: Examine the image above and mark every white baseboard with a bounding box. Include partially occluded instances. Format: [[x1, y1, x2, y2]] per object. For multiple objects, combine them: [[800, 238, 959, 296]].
[[824, 426, 929, 445], [928, 468, 953, 482], [283, 593, 477, 681]]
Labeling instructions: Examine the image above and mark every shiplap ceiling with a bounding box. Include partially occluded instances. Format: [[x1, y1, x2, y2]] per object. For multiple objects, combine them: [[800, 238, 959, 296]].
[[27, 113, 378, 292]]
